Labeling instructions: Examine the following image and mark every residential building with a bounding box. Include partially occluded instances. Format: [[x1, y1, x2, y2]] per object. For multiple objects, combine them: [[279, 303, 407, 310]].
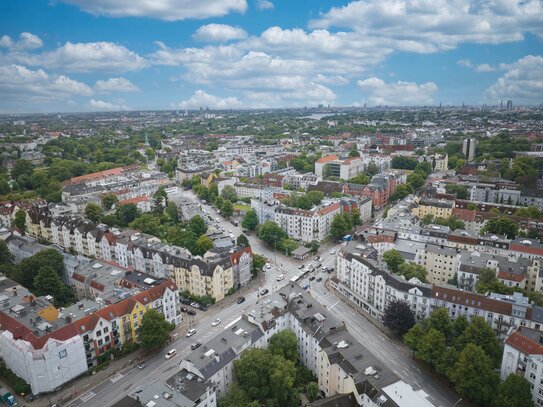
[[415, 244, 460, 285], [412, 198, 455, 219], [462, 138, 477, 161]]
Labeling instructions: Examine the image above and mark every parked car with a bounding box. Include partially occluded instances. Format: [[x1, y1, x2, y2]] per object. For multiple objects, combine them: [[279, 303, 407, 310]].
[[199, 305, 208, 312], [236, 296, 246, 304], [212, 319, 221, 326], [187, 309, 196, 316], [137, 362, 148, 370], [309, 276, 316, 281], [316, 277, 323, 282], [315, 263, 321, 268], [190, 302, 200, 309], [165, 349, 177, 359], [298, 264, 305, 269], [265, 263, 272, 269], [315, 256, 320, 261], [276, 275, 284, 281], [186, 329, 196, 337], [260, 288, 269, 296], [180, 298, 192, 305], [191, 342, 202, 350], [330, 250, 336, 255]]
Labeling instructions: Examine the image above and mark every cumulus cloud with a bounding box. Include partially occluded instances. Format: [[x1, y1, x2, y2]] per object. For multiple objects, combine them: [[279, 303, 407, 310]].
[[193, 24, 248, 42], [12, 41, 148, 73], [60, 0, 247, 21], [174, 90, 243, 109], [95, 77, 139, 93], [0, 32, 43, 50], [485, 55, 543, 104], [255, 0, 274, 10], [89, 99, 129, 111], [0, 64, 93, 108], [457, 59, 498, 72], [357, 77, 438, 106], [310, 0, 543, 53]]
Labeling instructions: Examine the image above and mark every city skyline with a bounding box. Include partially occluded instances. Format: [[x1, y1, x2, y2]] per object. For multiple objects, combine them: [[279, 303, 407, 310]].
[[0, 0, 542, 113]]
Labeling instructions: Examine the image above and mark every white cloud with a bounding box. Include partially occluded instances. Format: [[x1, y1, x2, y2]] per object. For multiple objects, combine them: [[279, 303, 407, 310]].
[[255, 0, 274, 10], [193, 24, 248, 42], [89, 98, 129, 111], [0, 32, 43, 50], [60, 0, 247, 21], [174, 90, 243, 109], [357, 77, 438, 106], [95, 77, 139, 93], [310, 0, 543, 53], [485, 55, 543, 104], [13, 41, 147, 73], [457, 59, 496, 72], [0, 64, 93, 107]]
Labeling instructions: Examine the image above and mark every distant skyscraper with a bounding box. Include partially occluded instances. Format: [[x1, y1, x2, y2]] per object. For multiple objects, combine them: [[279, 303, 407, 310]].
[[506, 100, 513, 111], [462, 138, 477, 161]]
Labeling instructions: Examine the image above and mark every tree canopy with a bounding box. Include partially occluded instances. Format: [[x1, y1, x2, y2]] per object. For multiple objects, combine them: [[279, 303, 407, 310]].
[[383, 299, 416, 336], [139, 308, 175, 351]]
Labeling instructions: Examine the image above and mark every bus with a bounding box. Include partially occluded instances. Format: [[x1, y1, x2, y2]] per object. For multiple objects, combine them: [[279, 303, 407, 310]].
[[290, 274, 303, 283]]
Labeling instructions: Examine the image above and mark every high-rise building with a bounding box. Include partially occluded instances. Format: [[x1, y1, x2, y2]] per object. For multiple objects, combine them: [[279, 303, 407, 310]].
[[462, 138, 477, 161], [506, 100, 513, 111]]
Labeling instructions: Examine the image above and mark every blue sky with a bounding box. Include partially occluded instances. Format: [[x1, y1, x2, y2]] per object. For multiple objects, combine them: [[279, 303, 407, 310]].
[[0, 0, 542, 113]]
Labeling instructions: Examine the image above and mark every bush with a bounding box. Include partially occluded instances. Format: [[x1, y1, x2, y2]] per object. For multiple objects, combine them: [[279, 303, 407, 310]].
[[180, 290, 216, 306], [0, 359, 31, 395], [89, 362, 109, 374]]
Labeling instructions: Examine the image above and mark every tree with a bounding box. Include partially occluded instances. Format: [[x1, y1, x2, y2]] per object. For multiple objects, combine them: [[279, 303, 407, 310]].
[[390, 184, 413, 201], [101, 193, 118, 210], [450, 344, 498, 406], [18, 249, 64, 289], [116, 203, 140, 226], [129, 213, 162, 236], [296, 195, 313, 210], [348, 148, 360, 158], [307, 240, 319, 255], [0, 240, 12, 265], [279, 238, 298, 255], [242, 210, 259, 231], [11, 160, 34, 181], [257, 221, 288, 247], [269, 330, 298, 362], [166, 201, 179, 223], [445, 184, 469, 199], [425, 307, 453, 341], [398, 263, 428, 282], [12, 209, 26, 233], [152, 187, 168, 214], [515, 205, 542, 219], [367, 161, 378, 176], [417, 328, 446, 367], [406, 173, 425, 189], [188, 215, 208, 236], [33, 266, 74, 306], [307, 191, 324, 206], [383, 250, 405, 274], [330, 213, 352, 240], [194, 235, 213, 256], [252, 254, 266, 277], [421, 214, 434, 225], [403, 323, 425, 355], [237, 234, 250, 247], [454, 316, 502, 366], [351, 209, 362, 227], [221, 200, 234, 218], [383, 299, 416, 336], [481, 216, 519, 239], [84, 203, 103, 223], [350, 173, 370, 185], [494, 374, 533, 407], [306, 382, 319, 402], [221, 185, 239, 203], [139, 308, 175, 351]]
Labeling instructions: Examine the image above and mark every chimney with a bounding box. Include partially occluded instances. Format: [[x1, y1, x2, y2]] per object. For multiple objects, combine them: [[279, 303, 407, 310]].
[[12, 287, 18, 296]]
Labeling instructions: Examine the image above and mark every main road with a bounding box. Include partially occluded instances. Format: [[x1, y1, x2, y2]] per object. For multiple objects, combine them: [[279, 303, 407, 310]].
[[68, 191, 464, 407]]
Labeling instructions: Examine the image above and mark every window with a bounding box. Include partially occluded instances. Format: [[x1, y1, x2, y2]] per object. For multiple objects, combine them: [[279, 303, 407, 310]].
[[104, 327, 109, 334], [59, 349, 67, 359]]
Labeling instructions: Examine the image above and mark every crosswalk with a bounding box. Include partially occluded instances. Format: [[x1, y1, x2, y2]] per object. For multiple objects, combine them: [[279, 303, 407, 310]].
[[110, 373, 124, 383], [80, 391, 96, 403]]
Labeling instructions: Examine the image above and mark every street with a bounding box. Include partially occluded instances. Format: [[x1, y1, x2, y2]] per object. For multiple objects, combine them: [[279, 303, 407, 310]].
[[66, 190, 464, 407]]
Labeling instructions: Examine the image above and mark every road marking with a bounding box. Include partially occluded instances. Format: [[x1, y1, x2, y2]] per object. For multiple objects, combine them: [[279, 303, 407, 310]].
[[80, 391, 96, 403], [328, 300, 340, 310], [111, 373, 124, 383]]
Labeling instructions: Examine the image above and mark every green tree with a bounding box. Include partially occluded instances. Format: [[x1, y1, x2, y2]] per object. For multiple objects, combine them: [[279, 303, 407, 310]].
[[269, 330, 298, 362], [348, 148, 360, 158], [252, 254, 266, 277], [152, 187, 168, 214], [221, 200, 234, 218], [515, 205, 542, 219], [466, 202, 478, 210], [139, 309, 175, 351], [306, 191, 324, 206], [425, 307, 453, 341], [494, 374, 533, 407], [330, 213, 352, 240], [237, 234, 250, 247], [350, 173, 370, 185], [445, 184, 469, 199], [33, 266, 74, 306], [450, 344, 498, 406], [390, 184, 414, 201], [11, 160, 34, 181], [166, 201, 179, 223], [279, 238, 298, 256], [367, 161, 378, 176], [383, 249, 405, 274], [454, 316, 502, 366], [417, 328, 446, 367], [383, 299, 415, 336], [84, 203, 103, 223], [242, 209, 259, 231], [421, 214, 434, 225], [407, 172, 425, 189], [18, 249, 64, 288], [220, 384, 254, 407], [351, 209, 362, 227], [129, 213, 162, 237], [398, 263, 428, 282], [296, 195, 313, 210], [403, 323, 425, 355], [0, 240, 12, 265], [481, 216, 519, 239], [116, 203, 140, 226], [257, 221, 288, 247], [221, 185, 239, 203], [101, 193, 118, 210], [307, 240, 320, 255], [12, 209, 26, 233], [194, 235, 213, 256], [306, 382, 319, 402], [188, 215, 208, 236]]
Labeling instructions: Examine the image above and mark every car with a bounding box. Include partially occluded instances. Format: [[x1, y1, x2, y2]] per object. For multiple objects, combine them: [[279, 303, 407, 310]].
[[260, 288, 269, 296], [265, 263, 272, 269], [180, 306, 188, 313], [322, 266, 328, 272], [228, 229, 232, 233], [328, 267, 335, 272], [298, 264, 304, 269], [187, 309, 196, 316], [212, 319, 221, 326], [180, 298, 192, 305], [276, 274, 284, 281], [330, 250, 336, 255], [309, 276, 316, 281], [191, 342, 202, 350], [165, 349, 177, 359], [137, 362, 148, 370], [315, 256, 320, 261], [186, 329, 196, 337], [236, 296, 246, 304], [316, 277, 323, 282], [190, 302, 200, 309], [199, 305, 208, 312], [315, 263, 321, 268]]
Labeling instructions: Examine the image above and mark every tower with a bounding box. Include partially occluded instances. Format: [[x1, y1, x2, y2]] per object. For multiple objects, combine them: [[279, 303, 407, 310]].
[[462, 138, 477, 161]]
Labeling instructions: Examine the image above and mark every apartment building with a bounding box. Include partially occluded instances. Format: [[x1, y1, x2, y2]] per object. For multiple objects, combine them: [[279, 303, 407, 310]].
[[412, 198, 455, 219], [418, 154, 448, 172], [415, 244, 461, 285], [0, 277, 179, 394], [501, 327, 543, 406]]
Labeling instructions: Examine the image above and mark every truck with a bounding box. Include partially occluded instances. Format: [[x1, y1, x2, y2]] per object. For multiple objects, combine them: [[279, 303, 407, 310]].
[[0, 387, 17, 406], [230, 220, 238, 227]]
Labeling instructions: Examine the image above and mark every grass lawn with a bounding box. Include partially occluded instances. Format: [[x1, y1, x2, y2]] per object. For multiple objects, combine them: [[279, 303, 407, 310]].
[[233, 204, 251, 212]]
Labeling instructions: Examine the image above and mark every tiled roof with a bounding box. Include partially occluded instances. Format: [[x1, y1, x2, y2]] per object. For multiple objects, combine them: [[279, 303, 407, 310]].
[[117, 195, 149, 206], [432, 285, 513, 316], [506, 328, 543, 355], [316, 155, 339, 164]]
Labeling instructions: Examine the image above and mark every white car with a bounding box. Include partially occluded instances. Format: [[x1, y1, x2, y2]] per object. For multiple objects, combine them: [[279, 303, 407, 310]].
[[298, 264, 304, 269], [186, 329, 196, 337], [265, 263, 272, 269], [276, 274, 284, 281], [212, 319, 221, 327], [330, 250, 336, 255], [165, 349, 177, 359]]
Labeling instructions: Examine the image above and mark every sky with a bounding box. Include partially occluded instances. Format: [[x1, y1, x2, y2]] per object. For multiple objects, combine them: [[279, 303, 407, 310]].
[[0, 0, 542, 113]]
